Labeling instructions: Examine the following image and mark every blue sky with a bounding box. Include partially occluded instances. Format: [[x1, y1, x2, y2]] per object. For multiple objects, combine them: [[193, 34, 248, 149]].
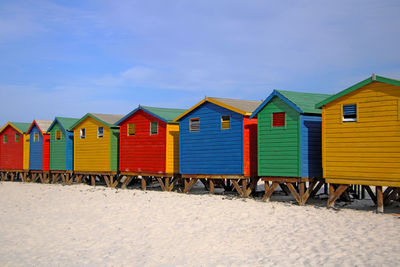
[[0, 0, 399, 125]]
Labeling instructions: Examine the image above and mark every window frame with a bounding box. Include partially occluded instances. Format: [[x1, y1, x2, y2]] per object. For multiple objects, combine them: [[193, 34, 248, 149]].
[[97, 127, 104, 138], [34, 133, 39, 142], [221, 115, 231, 130], [272, 112, 286, 128], [15, 134, 19, 143], [189, 118, 200, 132], [55, 130, 62, 141], [80, 128, 86, 139], [342, 104, 357, 123], [150, 121, 158, 136], [127, 123, 135, 136], [3, 134, 7, 144]]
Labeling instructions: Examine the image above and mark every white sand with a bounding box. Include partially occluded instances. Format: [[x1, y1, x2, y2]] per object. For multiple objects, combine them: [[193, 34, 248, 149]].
[[0, 182, 399, 266]]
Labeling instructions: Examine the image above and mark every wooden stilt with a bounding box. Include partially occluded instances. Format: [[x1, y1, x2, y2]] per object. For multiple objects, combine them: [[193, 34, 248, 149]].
[[91, 175, 95, 186], [10, 172, 14, 182], [121, 175, 134, 189], [184, 178, 198, 193], [263, 182, 279, 201], [231, 180, 243, 196], [376, 186, 384, 213], [157, 177, 166, 191], [104, 175, 111, 187], [209, 179, 214, 194], [75, 174, 83, 184], [301, 180, 318, 205], [287, 183, 301, 204], [141, 177, 147, 190], [327, 184, 350, 208]]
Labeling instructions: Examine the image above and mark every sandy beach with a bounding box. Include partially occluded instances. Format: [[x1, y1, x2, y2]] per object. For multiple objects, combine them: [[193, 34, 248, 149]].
[[0, 181, 399, 266]]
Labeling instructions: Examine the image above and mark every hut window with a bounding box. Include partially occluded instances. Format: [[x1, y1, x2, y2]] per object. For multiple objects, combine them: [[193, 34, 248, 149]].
[[272, 112, 285, 127], [80, 128, 86, 139], [190, 118, 200, 132], [15, 134, 19, 143], [150, 122, 158, 135], [3, 135, 7, 143], [343, 104, 357, 122], [34, 133, 39, 142], [55, 130, 62, 141], [127, 123, 135, 136], [221, 115, 230, 130], [97, 127, 104, 138]]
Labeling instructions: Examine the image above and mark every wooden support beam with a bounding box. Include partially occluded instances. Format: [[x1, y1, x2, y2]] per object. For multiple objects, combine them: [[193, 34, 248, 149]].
[[141, 177, 147, 191], [75, 174, 83, 184], [121, 176, 134, 189], [110, 175, 118, 188], [364, 185, 377, 204], [157, 177, 166, 191], [10, 172, 14, 182], [104, 175, 111, 187], [287, 183, 301, 204], [385, 188, 399, 205], [327, 184, 350, 208], [91, 175, 95, 186], [301, 180, 318, 205], [231, 180, 243, 196], [184, 178, 198, 193], [209, 179, 214, 194], [376, 186, 384, 213], [262, 182, 279, 202]]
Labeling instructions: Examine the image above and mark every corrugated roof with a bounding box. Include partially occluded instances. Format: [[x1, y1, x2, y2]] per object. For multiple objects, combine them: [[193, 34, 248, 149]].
[[141, 106, 187, 123], [35, 120, 53, 132], [90, 113, 124, 125], [210, 97, 262, 113], [276, 90, 331, 114], [10, 122, 31, 133]]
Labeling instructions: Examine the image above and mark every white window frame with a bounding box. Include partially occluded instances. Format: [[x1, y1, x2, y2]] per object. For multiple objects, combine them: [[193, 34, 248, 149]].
[[190, 118, 200, 132], [342, 104, 357, 122]]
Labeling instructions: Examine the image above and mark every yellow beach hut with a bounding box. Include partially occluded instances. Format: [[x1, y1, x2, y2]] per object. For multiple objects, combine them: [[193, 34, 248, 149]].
[[316, 74, 400, 212]]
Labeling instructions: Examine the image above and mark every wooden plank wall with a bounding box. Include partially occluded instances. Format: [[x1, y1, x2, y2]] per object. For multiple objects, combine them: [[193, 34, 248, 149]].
[[300, 115, 323, 178], [323, 81, 400, 186], [179, 102, 243, 175], [257, 97, 300, 177], [74, 117, 111, 172], [166, 124, 179, 174], [0, 126, 23, 170]]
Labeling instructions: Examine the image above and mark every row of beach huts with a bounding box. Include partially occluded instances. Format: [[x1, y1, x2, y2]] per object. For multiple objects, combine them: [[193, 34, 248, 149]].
[[0, 74, 399, 212]]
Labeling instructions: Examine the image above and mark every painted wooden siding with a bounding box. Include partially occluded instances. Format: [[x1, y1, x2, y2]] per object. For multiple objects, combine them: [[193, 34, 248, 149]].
[[74, 117, 111, 172], [243, 117, 258, 177], [23, 134, 30, 170], [257, 96, 300, 177], [50, 123, 67, 170], [119, 110, 166, 173], [300, 115, 322, 178], [179, 102, 243, 175], [110, 128, 119, 172], [29, 125, 43, 170], [0, 126, 23, 170], [65, 132, 74, 171], [323, 81, 400, 186], [42, 134, 50, 171], [166, 124, 179, 174]]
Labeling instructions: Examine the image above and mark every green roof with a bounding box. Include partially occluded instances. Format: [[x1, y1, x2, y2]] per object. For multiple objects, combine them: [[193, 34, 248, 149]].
[[48, 117, 80, 132], [141, 106, 187, 123], [276, 90, 332, 114], [10, 122, 31, 133], [315, 74, 400, 108]]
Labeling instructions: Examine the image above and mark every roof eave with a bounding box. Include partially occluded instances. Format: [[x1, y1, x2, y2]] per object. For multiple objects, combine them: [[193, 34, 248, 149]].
[[0, 122, 24, 134], [250, 90, 303, 119]]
